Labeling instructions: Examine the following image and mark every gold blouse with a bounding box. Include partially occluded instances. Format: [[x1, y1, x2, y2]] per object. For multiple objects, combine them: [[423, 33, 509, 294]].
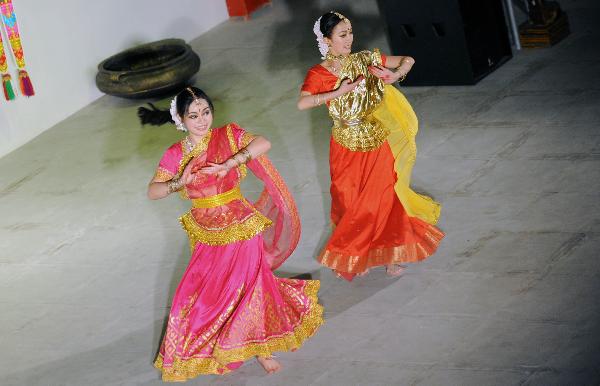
[[328, 49, 389, 152]]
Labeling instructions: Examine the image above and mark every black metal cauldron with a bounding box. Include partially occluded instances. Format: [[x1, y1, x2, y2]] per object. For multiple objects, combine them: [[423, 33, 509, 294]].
[[96, 39, 200, 99]]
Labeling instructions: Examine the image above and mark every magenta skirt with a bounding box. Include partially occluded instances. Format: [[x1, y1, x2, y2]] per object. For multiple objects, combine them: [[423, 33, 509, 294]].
[[154, 234, 323, 381]]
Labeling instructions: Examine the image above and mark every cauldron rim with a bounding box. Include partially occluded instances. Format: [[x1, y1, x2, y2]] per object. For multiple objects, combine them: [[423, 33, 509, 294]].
[[95, 38, 200, 99], [97, 38, 191, 74]]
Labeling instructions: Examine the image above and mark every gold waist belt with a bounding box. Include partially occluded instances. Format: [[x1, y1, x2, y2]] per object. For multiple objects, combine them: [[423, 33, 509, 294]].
[[191, 187, 243, 208], [331, 117, 390, 152]]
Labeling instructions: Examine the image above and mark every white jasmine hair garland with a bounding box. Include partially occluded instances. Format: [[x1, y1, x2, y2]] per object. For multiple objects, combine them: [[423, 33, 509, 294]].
[[169, 96, 186, 131], [313, 16, 329, 59]]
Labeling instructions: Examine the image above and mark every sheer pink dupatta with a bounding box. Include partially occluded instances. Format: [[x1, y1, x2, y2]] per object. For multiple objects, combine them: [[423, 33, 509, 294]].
[[230, 124, 301, 270]]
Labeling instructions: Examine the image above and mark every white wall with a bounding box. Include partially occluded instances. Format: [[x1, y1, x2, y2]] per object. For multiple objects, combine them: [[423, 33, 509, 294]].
[[0, 0, 228, 157]]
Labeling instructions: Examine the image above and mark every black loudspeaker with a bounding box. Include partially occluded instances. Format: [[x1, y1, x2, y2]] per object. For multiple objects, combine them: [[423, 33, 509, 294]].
[[377, 0, 513, 85]]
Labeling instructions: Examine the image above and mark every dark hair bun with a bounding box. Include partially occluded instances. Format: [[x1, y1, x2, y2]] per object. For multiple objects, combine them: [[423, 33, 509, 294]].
[[137, 103, 173, 126], [320, 12, 344, 38], [137, 87, 215, 127]]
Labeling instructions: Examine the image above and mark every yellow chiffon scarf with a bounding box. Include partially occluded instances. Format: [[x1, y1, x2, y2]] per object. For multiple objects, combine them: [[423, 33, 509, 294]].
[[373, 85, 441, 225]]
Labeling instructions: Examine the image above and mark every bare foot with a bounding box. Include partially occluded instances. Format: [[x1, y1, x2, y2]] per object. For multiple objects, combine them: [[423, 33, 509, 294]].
[[257, 356, 281, 374], [386, 264, 405, 277]]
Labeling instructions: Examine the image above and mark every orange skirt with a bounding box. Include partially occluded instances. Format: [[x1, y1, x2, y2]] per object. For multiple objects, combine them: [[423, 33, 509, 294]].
[[318, 138, 444, 280]]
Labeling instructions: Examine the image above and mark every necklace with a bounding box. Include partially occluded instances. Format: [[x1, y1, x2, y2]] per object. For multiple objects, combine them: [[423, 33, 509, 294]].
[[183, 133, 210, 155], [178, 133, 211, 175], [183, 136, 195, 153], [325, 52, 348, 62], [325, 52, 349, 75]]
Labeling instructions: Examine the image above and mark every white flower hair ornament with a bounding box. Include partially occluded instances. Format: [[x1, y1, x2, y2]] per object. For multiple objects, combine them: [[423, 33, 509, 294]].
[[169, 96, 186, 131], [313, 17, 329, 59]]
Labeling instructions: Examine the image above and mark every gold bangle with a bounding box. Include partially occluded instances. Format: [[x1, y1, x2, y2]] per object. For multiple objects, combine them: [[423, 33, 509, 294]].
[[234, 148, 250, 164], [226, 158, 237, 169], [395, 60, 408, 83], [395, 58, 410, 72], [167, 178, 183, 194], [314, 94, 321, 106], [240, 148, 252, 162]]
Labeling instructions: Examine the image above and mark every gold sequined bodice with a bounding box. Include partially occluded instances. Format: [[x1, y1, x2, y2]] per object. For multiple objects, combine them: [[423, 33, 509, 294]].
[[328, 50, 389, 152]]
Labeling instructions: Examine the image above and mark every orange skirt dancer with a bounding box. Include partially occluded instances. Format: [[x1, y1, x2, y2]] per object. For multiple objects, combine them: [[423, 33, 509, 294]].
[[301, 49, 444, 280]]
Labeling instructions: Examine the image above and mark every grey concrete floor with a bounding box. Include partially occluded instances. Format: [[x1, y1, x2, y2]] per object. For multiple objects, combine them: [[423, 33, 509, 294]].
[[1, 0, 600, 385]]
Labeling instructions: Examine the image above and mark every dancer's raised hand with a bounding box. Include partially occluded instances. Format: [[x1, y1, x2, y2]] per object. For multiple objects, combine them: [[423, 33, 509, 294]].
[[338, 75, 365, 94], [180, 159, 198, 185], [369, 65, 403, 84]]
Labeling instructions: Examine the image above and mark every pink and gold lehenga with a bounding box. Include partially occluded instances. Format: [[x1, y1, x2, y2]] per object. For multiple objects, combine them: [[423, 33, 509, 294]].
[[151, 123, 323, 381]]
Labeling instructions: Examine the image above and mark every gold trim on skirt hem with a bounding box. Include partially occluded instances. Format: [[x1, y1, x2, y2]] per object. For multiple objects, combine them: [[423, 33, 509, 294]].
[[154, 280, 324, 381], [318, 228, 445, 274]]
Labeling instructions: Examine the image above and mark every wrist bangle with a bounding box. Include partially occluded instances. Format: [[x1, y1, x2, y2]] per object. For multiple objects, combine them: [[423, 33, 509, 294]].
[[396, 65, 407, 83], [397, 57, 410, 69], [167, 178, 183, 194], [230, 157, 240, 168], [240, 148, 252, 162], [314, 94, 322, 106]]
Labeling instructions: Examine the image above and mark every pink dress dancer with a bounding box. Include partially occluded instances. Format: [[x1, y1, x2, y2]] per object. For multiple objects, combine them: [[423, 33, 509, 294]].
[[151, 123, 323, 381]]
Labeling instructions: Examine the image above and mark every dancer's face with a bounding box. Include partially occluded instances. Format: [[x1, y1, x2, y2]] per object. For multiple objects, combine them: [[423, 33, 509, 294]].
[[182, 99, 213, 140], [326, 20, 353, 56]]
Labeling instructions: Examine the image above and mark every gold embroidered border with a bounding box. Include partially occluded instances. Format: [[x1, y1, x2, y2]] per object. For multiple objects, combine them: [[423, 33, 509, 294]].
[[174, 134, 212, 200], [240, 132, 255, 147], [153, 167, 175, 183], [226, 124, 247, 178], [177, 134, 211, 177], [319, 226, 445, 274], [154, 280, 323, 381], [179, 210, 273, 248], [155, 355, 222, 381], [331, 119, 390, 152]]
